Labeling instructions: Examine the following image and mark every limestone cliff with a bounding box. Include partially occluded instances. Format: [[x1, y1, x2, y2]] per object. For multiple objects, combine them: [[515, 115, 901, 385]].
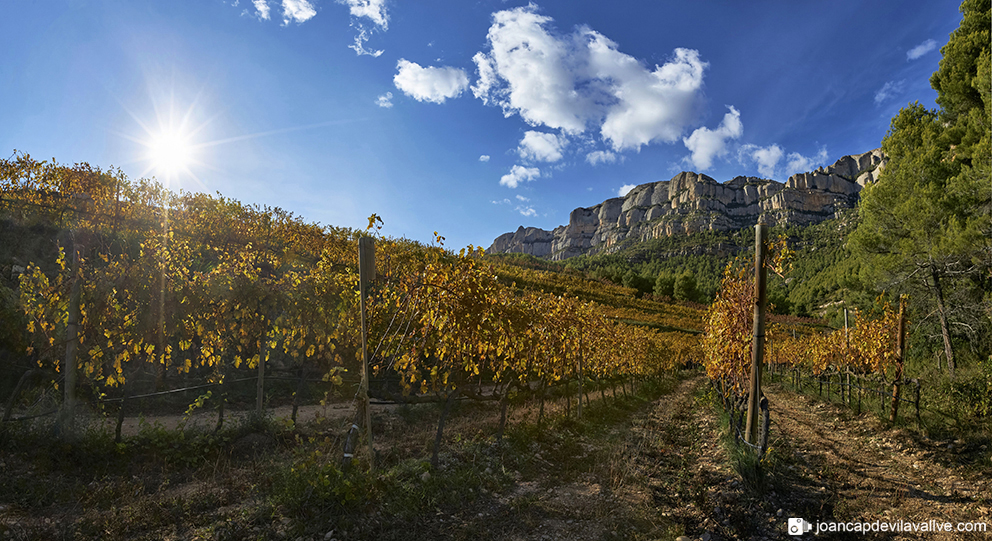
[[489, 149, 886, 260]]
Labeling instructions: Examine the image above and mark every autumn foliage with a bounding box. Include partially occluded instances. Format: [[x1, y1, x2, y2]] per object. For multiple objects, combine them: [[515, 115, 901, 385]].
[[2, 153, 693, 406]]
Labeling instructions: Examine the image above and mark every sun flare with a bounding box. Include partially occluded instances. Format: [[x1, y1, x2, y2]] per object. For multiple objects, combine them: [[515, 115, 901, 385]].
[[147, 129, 195, 180], [123, 85, 212, 189]]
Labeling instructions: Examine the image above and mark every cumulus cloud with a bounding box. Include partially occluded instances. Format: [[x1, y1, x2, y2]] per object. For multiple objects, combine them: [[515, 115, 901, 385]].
[[874, 80, 906, 105], [394, 60, 470, 104], [682, 105, 743, 170], [518, 131, 565, 162], [737, 144, 826, 179], [253, 0, 271, 20], [375, 92, 393, 108], [499, 165, 540, 188], [338, 0, 388, 29], [479, 155, 491, 162], [516, 194, 529, 202], [784, 147, 829, 177], [907, 39, 937, 61], [517, 206, 537, 217], [281, 0, 316, 24], [471, 5, 707, 152], [742, 144, 784, 178], [586, 150, 616, 165], [618, 184, 636, 197]]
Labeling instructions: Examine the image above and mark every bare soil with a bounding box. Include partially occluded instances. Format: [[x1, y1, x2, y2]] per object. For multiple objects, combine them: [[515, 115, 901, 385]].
[[1, 372, 988, 541]]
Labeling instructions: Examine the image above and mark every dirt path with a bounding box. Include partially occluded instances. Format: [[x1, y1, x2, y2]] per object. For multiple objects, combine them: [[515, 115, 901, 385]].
[[5, 373, 988, 541], [760, 383, 991, 540], [447, 374, 734, 541], [487, 374, 991, 541]]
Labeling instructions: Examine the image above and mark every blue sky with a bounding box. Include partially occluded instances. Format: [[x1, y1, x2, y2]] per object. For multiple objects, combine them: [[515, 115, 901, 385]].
[[1, 0, 962, 250]]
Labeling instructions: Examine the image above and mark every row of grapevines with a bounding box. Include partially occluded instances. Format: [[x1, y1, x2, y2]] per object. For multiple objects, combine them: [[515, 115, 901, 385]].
[[702, 235, 903, 394], [4, 154, 692, 409], [767, 298, 904, 376]]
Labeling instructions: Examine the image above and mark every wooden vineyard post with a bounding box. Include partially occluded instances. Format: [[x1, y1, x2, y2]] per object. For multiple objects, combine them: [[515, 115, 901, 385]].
[[844, 308, 850, 405], [358, 236, 376, 472], [889, 297, 907, 423], [577, 336, 583, 420], [60, 234, 83, 437], [745, 222, 768, 446]]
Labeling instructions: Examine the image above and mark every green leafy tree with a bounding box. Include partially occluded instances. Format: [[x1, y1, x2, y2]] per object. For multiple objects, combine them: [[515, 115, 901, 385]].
[[621, 269, 652, 296], [654, 271, 675, 298], [851, 0, 991, 376], [674, 271, 697, 303]]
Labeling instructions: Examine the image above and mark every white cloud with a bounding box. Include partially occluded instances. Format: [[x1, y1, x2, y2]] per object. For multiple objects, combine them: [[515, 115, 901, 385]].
[[375, 92, 393, 108], [350, 27, 384, 57], [471, 5, 707, 152], [738, 143, 826, 179], [682, 105, 743, 170], [874, 80, 906, 105], [479, 155, 491, 162], [517, 206, 537, 217], [499, 165, 540, 188], [394, 59, 470, 104], [618, 184, 636, 197], [907, 39, 937, 61], [337, 0, 388, 29], [742, 144, 784, 178], [281, 0, 316, 24], [253, 0, 271, 20], [784, 147, 829, 177], [518, 131, 565, 162], [586, 150, 616, 165], [516, 194, 529, 202]]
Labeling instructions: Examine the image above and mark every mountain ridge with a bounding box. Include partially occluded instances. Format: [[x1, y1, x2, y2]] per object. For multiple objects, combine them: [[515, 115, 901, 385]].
[[489, 149, 886, 260]]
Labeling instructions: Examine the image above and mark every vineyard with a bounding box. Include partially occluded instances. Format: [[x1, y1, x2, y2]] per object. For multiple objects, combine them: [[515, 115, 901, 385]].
[[1, 153, 988, 541], [0, 153, 699, 448]]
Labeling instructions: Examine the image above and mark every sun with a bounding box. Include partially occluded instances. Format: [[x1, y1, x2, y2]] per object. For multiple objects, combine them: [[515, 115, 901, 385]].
[[120, 85, 211, 189], [147, 128, 195, 181]]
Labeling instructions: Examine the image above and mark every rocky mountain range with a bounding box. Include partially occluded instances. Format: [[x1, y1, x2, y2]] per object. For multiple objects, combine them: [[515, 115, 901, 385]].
[[489, 149, 886, 260]]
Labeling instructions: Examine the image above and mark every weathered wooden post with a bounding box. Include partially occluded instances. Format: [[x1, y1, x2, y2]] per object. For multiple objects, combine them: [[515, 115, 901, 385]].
[[61, 234, 82, 435], [577, 335, 583, 420], [844, 308, 850, 405], [358, 236, 376, 472], [745, 222, 767, 446]]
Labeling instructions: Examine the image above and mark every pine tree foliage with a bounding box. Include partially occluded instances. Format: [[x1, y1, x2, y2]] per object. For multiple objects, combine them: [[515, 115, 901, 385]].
[[850, 0, 991, 374]]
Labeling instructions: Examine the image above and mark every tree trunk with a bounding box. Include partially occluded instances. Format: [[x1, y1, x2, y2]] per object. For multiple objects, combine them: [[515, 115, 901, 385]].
[[538, 381, 547, 427], [215, 368, 227, 433], [930, 268, 955, 377], [291, 366, 307, 425], [432, 389, 460, 468], [115, 374, 132, 443], [497, 382, 513, 441], [890, 298, 907, 423], [565, 380, 571, 418]]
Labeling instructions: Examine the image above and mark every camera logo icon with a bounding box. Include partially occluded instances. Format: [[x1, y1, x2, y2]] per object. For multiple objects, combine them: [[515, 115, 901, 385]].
[[788, 518, 813, 536]]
